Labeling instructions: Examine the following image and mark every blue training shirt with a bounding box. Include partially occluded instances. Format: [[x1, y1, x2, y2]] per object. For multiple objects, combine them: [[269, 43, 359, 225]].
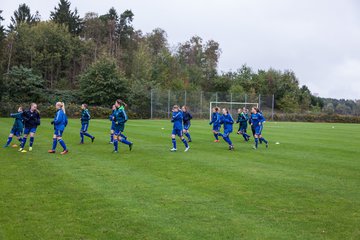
[[210, 112, 220, 125], [54, 109, 67, 131], [250, 113, 266, 127], [171, 111, 183, 130], [220, 113, 234, 132]]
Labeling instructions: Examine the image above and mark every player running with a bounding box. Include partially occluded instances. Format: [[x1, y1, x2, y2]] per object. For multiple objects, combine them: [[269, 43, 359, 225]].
[[219, 108, 234, 150], [250, 107, 268, 149], [80, 104, 95, 144], [236, 107, 251, 141], [209, 107, 221, 142]]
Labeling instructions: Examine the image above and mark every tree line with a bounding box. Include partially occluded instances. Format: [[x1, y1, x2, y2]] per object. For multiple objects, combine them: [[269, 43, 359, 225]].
[[0, 0, 359, 116]]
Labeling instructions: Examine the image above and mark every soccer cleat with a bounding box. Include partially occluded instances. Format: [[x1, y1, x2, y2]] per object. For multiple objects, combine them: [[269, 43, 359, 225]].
[[60, 150, 69, 155], [79, 142, 84, 144], [29, 147, 32, 152], [91, 137, 95, 143], [109, 141, 113, 144], [113, 150, 118, 153], [18, 148, 23, 152], [129, 143, 133, 151], [21, 149, 27, 153], [252, 146, 257, 150], [229, 145, 234, 151], [188, 139, 192, 143], [184, 146, 190, 152], [48, 150, 56, 153], [266, 143, 269, 148], [170, 148, 177, 152]]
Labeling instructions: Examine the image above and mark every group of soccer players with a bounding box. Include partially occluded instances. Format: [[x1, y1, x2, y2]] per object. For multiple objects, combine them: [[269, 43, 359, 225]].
[[3, 99, 133, 155], [3, 101, 268, 154], [208, 106, 269, 150], [170, 104, 268, 152]]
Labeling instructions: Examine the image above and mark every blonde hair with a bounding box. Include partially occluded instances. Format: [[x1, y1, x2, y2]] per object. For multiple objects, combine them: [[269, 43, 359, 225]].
[[56, 102, 66, 114]]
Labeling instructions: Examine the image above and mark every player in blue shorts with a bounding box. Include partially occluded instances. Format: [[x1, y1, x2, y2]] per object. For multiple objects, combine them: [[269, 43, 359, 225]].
[[236, 107, 251, 141], [209, 107, 221, 142], [219, 108, 234, 150], [4, 106, 24, 148], [19, 103, 40, 153], [250, 107, 268, 149], [48, 102, 69, 155], [112, 99, 133, 153], [182, 105, 193, 142], [80, 104, 95, 144], [170, 105, 189, 152]]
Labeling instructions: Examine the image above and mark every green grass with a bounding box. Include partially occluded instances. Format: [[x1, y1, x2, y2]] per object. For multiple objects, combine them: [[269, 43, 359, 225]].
[[0, 119, 359, 240]]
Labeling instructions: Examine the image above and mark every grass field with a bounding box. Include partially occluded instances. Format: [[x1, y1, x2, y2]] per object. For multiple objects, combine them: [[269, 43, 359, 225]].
[[0, 119, 359, 239]]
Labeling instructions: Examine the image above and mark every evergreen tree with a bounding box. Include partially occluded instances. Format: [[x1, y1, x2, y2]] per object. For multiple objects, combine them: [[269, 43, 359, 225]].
[[8, 4, 39, 31], [50, 0, 82, 35]]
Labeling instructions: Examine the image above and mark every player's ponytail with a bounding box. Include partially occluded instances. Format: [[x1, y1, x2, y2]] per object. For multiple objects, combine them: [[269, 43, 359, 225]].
[[116, 99, 127, 108], [62, 102, 66, 114]]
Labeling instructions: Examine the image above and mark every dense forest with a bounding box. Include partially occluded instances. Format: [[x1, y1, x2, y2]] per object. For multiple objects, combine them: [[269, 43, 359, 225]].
[[0, 1, 359, 117]]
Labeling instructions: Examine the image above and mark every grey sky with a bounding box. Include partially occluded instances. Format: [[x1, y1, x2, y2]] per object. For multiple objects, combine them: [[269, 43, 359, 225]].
[[1, 0, 360, 99]]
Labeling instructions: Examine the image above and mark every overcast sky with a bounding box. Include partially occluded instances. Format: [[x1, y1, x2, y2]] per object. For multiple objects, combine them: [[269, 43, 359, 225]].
[[1, 0, 360, 99]]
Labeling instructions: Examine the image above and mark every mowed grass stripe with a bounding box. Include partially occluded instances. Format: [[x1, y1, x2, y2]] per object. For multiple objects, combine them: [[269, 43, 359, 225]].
[[0, 119, 359, 239]]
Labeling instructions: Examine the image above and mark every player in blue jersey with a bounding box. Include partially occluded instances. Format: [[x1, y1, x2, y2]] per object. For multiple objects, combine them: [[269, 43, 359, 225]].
[[48, 102, 69, 155], [209, 107, 221, 142], [182, 105, 193, 142], [236, 107, 251, 141], [80, 104, 95, 144], [170, 105, 189, 152], [112, 99, 133, 153], [250, 107, 268, 149], [109, 105, 116, 144], [19, 103, 40, 153], [4, 106, 23, 148], [219, 108, 234, 150]]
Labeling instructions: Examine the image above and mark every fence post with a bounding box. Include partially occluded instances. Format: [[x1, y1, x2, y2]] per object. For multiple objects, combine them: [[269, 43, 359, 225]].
[[184, 90, 187, 106], [168, 90, 171, 119], [200, 91, 203, 119], [150, 89, 153, 119], [216, 92, 218, 103], [271, 94, 275, 121], [245, 94, 247, 108], [258, 94, 261, 110]]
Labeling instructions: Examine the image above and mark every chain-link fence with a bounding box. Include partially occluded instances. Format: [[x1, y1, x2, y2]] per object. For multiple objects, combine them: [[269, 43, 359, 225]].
[[2, 89, 360, 122], [150, 89, 275, 120]]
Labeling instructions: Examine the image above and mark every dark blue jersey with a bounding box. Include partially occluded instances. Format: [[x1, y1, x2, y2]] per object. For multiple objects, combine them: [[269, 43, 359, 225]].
[[220, 113, 234, 132], [171, 111, 183, 130], [113, 107, 127, 125], [22, 110, 40, 129], [81, 109, 91, 123], [182, 111, 192, 125], [250, 113, 266, 127], [210, 112, 220, 125]]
